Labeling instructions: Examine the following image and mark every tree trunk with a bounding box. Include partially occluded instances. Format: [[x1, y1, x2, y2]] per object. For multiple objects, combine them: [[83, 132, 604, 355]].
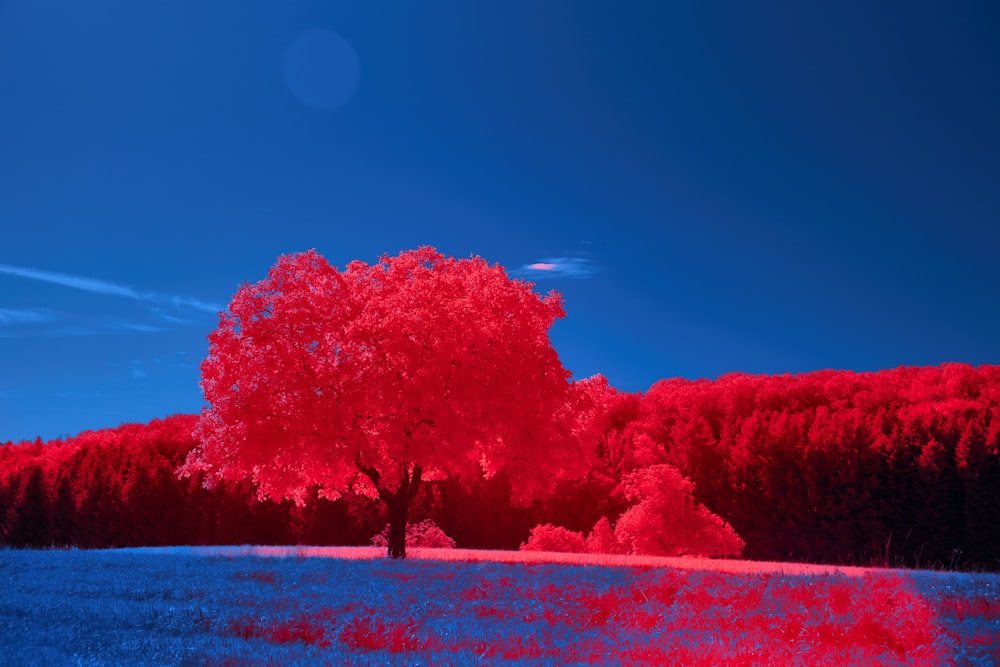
[[382, 463, 423, 559], [387, 491, 409, 559]]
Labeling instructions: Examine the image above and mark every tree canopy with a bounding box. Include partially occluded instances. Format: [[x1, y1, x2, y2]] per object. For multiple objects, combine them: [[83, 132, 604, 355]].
[[182, 247, 604, 557]]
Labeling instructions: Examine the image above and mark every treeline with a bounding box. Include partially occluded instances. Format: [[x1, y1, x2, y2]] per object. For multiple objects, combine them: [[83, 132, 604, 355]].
[[2, 363, 999, 569], [607, 363, 1000, 568], [0, 412, 598, 553], [0, 416, 385, 549]]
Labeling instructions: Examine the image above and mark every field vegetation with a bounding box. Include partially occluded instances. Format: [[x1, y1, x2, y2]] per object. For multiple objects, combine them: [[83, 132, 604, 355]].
[[2, 546, 998, 666]]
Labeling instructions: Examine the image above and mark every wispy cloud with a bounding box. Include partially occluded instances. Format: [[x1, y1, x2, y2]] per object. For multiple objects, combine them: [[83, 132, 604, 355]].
[[0, 263, 223, 313], [0, 307, 56, 326], [512, 257, 601, 280], [167, 296, 221, 313], [129, 360, 147, 380], [0, 264, 143, 299], [149, 308, 191, 324], [0, 263, 224, 338], [115, 322, 169, 333]]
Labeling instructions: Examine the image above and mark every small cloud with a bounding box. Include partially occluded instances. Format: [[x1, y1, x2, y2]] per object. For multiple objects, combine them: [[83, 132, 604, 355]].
[[512, 257, 600, 280], [129, 360, 147, 380], [0, 307, 55, 326]]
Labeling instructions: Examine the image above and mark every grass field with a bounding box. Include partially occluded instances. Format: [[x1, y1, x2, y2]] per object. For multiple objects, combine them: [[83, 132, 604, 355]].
[[1, 546, 998, 666]]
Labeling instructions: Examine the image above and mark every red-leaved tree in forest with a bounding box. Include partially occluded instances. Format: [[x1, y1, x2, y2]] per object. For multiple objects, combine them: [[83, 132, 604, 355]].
[[181, 247, 604, 558]]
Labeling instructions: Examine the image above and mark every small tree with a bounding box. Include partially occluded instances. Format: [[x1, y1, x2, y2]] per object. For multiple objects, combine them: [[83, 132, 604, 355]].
[[613, 464, 744, 558], [182, 247, 602, 558], [585, 516, 625, 555]]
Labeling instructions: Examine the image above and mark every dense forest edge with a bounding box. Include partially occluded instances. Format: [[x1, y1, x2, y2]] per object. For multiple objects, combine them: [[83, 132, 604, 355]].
[[2, 362, 999, 571]]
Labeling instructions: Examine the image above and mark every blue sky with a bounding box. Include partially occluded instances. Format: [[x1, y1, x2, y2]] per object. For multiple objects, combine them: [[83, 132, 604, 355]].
[[2, 1, 998, 442]]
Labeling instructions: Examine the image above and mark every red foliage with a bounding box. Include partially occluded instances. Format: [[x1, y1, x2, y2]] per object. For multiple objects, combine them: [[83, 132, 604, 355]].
[[584, 516, 624, 555], [339, 616, 423, 653], [3, 359, 999, 569], [613, 464, 744, 557], [521, 466, 745, 558], [226, 614, 331, 647], [183, 247, 606, 558], [519, 523, 587, 553], [618, 363, 1000, 567], [934, 594, 1000, 622], [0, 414, 384, 548], [265, 616, 330, 647], [370, 519, 456, 549]]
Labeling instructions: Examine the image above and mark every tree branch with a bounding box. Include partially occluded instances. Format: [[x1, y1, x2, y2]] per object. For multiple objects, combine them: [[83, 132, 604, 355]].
[[355, 452, 381, 489], [408, 463, 423, 502]]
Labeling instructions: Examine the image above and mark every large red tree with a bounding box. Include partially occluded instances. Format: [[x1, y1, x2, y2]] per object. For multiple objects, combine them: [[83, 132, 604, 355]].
[[182, 247, 602, 557]]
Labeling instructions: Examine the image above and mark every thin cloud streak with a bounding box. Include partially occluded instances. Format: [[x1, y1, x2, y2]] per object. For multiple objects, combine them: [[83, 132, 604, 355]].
[[0, 263, 141, 299], [167, 295, 222, 313], [0, 263, 223, 313], [115, 322, 169, 333], [150, 308, 191, 324], [512, 257, 601, 280], [0, 307, 56, 326], [0, 321, 173, 338]]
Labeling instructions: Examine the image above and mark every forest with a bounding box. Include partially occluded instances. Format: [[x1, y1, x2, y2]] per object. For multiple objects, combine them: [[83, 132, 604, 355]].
[[2, 361, 998, 570]]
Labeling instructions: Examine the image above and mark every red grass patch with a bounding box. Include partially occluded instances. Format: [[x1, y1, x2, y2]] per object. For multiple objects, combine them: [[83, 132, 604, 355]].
[[229, 570, 278, 585], [224, 608, 338, 648], [338, 616, 423, 653], [935, 594, 1000, 621]]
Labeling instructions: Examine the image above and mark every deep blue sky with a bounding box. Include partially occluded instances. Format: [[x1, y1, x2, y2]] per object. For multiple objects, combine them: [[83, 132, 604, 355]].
[[2, 1, 998, 442]]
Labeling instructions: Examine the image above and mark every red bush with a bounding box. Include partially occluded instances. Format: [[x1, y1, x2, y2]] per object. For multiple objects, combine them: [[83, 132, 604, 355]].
[[613, 464, 744, 558], [370, 519, 456, 549], [519, 523, 586, 553]]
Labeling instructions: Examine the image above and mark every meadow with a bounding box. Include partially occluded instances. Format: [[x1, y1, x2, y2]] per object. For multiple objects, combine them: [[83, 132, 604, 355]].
[[1, 547, 998, 666]]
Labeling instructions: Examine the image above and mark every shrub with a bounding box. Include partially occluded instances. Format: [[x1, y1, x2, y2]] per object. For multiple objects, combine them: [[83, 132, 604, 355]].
[[371, 519, 456, 549], [519, 523, 586, 553], [613, 464, 744, 558], [585, 516, 626, 555]]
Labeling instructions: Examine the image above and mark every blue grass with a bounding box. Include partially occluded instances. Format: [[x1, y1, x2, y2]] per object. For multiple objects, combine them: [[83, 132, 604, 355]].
[[0, 547, 996, 666]]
